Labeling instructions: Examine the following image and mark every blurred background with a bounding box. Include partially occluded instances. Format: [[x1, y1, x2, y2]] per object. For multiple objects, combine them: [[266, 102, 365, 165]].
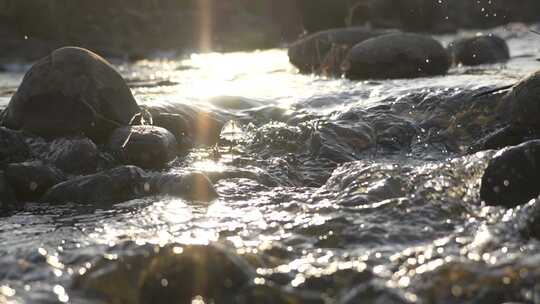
[[1, 0, 539, 62]]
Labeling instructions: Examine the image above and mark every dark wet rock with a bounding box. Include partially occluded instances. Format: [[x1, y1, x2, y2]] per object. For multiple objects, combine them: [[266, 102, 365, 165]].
[[75, 242, 254, 304], [468, 126, 538, 153], [447, 35, 510, 66], [518, 200, 540, 240], [5, 161, 65, 201], [38, 137, 100, 175], [0, 171, 18, 213], [42, 166, 148, 204], [0, 127, 30, 166], [108, 126, 178, 169], [150, 172, 218, 202], [146, 111, 193, 154], [147, 104, 226, 146], [370, 113, 418, 151], [2, 47, 140, 141], [502, 70, 540, 130], [310, 120, 375, 163], [344, 33, 450, 80], [288, 27, 389, 73], [480, 140, 540, 208]]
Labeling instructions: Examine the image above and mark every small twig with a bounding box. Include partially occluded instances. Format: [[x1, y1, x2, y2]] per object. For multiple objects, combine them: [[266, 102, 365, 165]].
[[473, 84, 514, 98]]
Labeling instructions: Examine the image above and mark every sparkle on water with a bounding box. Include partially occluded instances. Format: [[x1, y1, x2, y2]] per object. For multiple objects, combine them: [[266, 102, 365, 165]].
[[1, 24, 540, 303]]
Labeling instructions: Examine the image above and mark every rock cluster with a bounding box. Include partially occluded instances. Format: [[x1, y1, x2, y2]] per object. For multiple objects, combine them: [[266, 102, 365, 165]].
[[0, 47, 217, 211], [479, 71, 540, 207], [288, 28, 510, 79]]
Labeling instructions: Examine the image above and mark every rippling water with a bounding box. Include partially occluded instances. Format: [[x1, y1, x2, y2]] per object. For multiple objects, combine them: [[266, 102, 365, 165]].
[[2, 25, 540, 303]]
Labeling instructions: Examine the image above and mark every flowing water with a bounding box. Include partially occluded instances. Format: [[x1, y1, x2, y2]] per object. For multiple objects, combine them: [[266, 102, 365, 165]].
[[2, 24, 540, 303]]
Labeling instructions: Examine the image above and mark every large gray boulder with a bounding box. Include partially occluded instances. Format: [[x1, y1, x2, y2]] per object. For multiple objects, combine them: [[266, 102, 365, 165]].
[[343, 33, 450, 80], [2, 47, 140, 141], [288, 27, 389, 73], [108, 126, 178, 169]]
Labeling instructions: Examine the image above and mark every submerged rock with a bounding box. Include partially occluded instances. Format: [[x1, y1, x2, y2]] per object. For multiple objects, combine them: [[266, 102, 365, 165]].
[[0, 127, 30, 166], [288, 27, 388, 73], [0, 172, 18, 212], [480, 140, 540, 208], [108, 126, 178, 169], [150, 172, 218, 202], [74, 242, 254, 304], [447, 34, 510, 66], [42, 166, 148, 204], [2, 47, 140, 141], [343, 33, 450, 79], [5, 161, 65, 201]]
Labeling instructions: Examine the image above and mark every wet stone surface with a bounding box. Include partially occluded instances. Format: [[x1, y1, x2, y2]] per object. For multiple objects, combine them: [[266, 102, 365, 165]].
[[1, 24, 540, 304]]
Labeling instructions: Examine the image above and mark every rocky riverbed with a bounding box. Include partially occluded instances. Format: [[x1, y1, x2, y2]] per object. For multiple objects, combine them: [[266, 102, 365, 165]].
[[1, 23, 540, 303]]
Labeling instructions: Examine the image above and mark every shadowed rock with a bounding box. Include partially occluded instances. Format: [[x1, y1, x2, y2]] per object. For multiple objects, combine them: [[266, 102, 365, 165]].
[[2, 47, 140, 141], [5, 161, 65, 201], [447, 34, 510, 66], [481, 140, 540, 208], [0, 127, 30, 166], [145, 111, 193, 154], [0, 171, 18, 213], [39, 137, 100, 175], [503, 70, 540, 130], [74, 242, 254, 304], [108, 126, 178, 169], [343, 33, 450, 80], [42, 165, 148, 204]]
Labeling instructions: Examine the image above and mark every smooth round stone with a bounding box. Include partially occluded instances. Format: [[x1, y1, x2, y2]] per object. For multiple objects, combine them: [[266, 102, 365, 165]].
[[480, 140, 540, 208], [447, 34, 510, 66], [2, 47, 140, 141], [108, 125, 178, 169], [344, 33, 450, 80]]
